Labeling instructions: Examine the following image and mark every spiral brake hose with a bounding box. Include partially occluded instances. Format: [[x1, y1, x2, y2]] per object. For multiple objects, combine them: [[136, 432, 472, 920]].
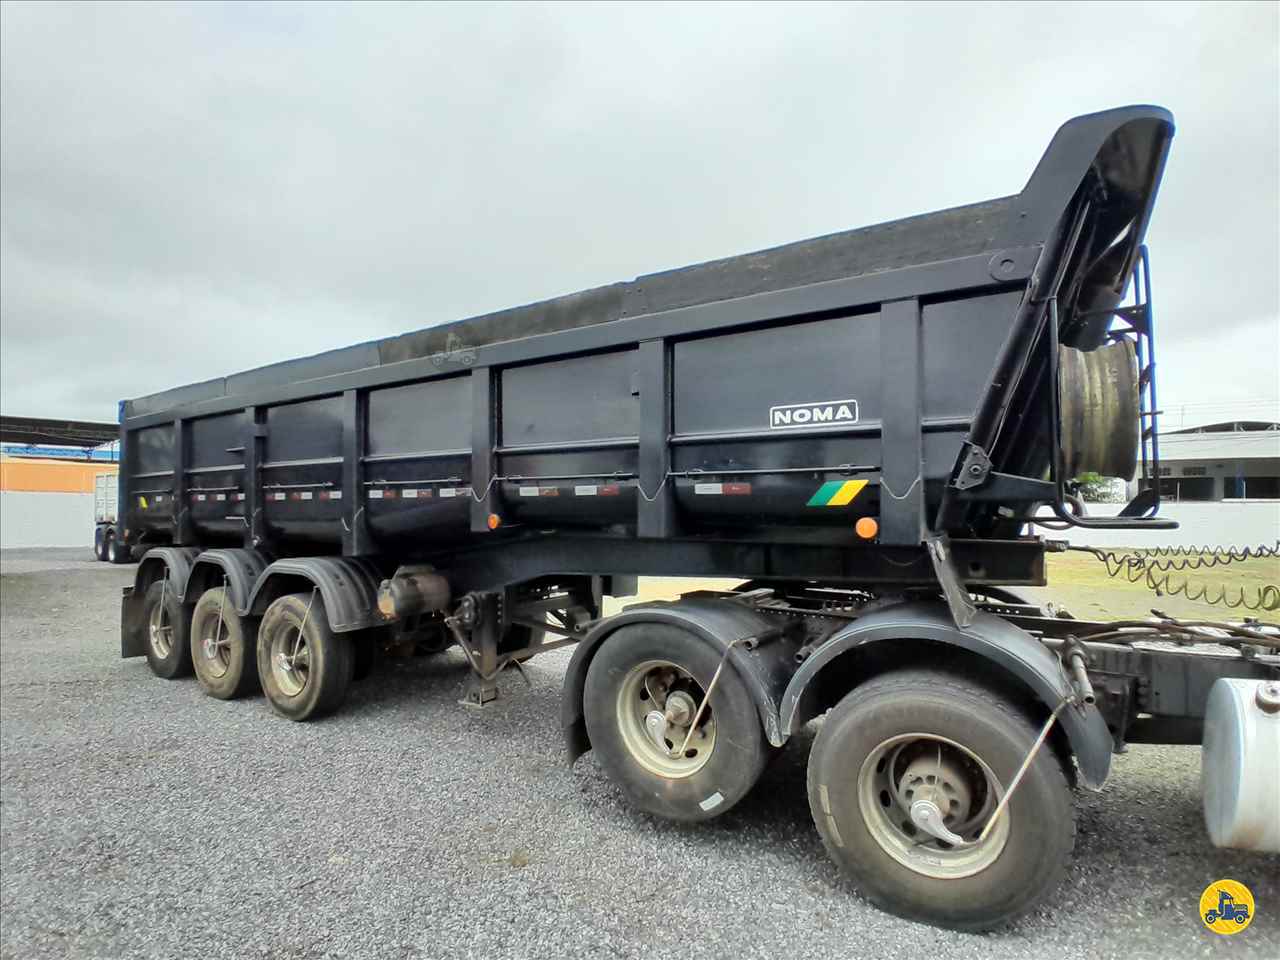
[[1069, 542, 1280, 613]]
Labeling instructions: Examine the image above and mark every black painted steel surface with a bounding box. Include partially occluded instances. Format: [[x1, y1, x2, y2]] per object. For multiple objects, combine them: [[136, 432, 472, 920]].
[[115, 106, 1175, 591]]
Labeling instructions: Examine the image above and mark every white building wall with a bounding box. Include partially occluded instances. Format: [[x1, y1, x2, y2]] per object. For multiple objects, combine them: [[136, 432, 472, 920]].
[[0, 491, 95, 548], [1158, 455, 1280, 502], [1038, 501, 1280, 550]]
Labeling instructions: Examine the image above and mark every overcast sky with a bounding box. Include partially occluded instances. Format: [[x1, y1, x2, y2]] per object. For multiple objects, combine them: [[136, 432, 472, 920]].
[[2, 1, 1277, 427]]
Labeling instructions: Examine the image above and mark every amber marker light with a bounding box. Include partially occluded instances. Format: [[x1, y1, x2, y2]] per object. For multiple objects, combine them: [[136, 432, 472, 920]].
[[855, 516, 879, 540], [487, 513, 502, 530]]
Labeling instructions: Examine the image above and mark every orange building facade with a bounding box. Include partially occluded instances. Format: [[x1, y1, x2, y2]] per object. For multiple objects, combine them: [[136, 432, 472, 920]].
[[0, 457, 118, 494]]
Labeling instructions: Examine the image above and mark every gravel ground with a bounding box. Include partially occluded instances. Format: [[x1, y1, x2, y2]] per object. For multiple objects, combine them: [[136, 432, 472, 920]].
[[1, 548, 1276, 960]]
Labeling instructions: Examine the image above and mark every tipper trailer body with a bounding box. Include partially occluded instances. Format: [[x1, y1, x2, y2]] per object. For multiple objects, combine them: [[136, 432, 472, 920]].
[[111, 105, 1280, 930]]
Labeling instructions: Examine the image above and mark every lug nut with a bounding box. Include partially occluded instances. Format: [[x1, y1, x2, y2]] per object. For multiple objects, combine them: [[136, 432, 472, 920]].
[[1256, 682, 1280, 714]]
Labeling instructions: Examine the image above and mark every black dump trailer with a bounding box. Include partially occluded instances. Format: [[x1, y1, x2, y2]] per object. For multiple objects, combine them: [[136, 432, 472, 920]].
[[114, 105, 1279, 930]]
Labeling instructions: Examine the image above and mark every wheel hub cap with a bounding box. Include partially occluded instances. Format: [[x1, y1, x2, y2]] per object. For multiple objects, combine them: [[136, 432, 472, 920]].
[[908, 799, 966, 846], [643, 710, 669, 751]]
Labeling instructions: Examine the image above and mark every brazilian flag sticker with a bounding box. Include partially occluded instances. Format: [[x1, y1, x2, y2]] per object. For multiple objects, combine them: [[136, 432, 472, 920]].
[[807, 479, 868, 507]]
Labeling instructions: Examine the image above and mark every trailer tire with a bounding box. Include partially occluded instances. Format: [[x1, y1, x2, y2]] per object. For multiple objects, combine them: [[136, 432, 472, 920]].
[[106, 535, 132, 565], [806, 669, 1074, 931], [583, 624, 768, 822], [190, 588, 260, 700], [257, 592, 353, 721], [94, 527, 108, 561], [141, 579, 193, 679]]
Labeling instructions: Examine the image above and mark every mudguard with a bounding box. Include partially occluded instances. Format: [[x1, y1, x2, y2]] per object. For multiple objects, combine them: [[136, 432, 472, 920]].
[[132, 546, 202, 599], [561, 597, 796, 764], [779, 601, 1114, 790], [120, 547, 201, 658], [185, 549, 271, 613], [245, 556, 388, 633]]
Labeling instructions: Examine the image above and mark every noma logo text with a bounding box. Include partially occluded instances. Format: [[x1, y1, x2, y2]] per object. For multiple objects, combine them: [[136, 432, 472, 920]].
[[769, 399, 859, 430]]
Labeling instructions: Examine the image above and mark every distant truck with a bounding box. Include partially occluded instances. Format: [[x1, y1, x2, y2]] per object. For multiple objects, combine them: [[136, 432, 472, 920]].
[[92, 472, 131, 563], [107, 106, 1279, 931]]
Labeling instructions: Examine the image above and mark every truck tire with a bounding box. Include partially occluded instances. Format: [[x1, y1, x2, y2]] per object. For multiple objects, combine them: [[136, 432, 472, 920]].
[[257, 592, 353, 721], [583, 623, 769, 822], [190, 587, 260, 700], [106, 535, 132, 564], [806, 669, 1074, 931], [141, 579, 193, 679], [93, 527, 108, 561]]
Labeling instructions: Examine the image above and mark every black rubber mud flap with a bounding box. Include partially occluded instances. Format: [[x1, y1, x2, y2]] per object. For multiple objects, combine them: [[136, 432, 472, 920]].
[[120, 586, 147, 659]]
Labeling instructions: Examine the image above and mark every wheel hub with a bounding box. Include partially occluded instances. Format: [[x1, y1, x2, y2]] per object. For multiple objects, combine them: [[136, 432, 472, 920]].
[[664, 690, 697, 727], [617, 660, 716, 779], [148, 608, 172, 659], [908, 799, 965, 846], [270, 626, 310, 697], [858, 734, 1009, 880], [898, 751, 974, 844]]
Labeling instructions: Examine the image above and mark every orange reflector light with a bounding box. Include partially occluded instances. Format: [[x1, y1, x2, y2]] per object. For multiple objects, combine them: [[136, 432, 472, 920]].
[[855, 516, 879, 540], [487, 513, 502, 530]]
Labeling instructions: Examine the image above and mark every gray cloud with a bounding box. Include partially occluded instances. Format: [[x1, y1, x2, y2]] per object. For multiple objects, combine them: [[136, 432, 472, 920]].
[[2, 1, 1277, 423]]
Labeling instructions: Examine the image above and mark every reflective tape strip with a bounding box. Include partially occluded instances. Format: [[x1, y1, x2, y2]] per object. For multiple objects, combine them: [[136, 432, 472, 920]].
[[300, 491, 313, 501], [519, 486, 539, 497], [369, 489, 384, 499], [440, 488, 458, 498], [694, 482, 752, 495], [402, 488, 418, 499], [575, 485, 598, 496]]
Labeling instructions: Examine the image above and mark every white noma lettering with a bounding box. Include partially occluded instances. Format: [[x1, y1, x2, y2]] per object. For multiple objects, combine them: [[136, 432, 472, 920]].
[[770, 403, 856, 428]]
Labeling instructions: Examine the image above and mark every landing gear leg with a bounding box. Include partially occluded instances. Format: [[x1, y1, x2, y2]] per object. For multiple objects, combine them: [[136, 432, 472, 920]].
[[452, 593, 501, 707]]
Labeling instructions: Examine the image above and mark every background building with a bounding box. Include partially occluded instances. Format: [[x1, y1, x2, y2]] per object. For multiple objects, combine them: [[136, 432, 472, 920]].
[[0, 416, 118, 548], [1157, 420, 1280, 502]]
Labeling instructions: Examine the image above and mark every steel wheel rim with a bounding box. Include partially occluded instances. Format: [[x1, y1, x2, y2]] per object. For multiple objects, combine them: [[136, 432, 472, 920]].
[[148, 605, 173, 659], [857, 733, 1009, 879], [615, 659, 716, 779], [271, 623, 310, 698], [198, 611, 232, 679]]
